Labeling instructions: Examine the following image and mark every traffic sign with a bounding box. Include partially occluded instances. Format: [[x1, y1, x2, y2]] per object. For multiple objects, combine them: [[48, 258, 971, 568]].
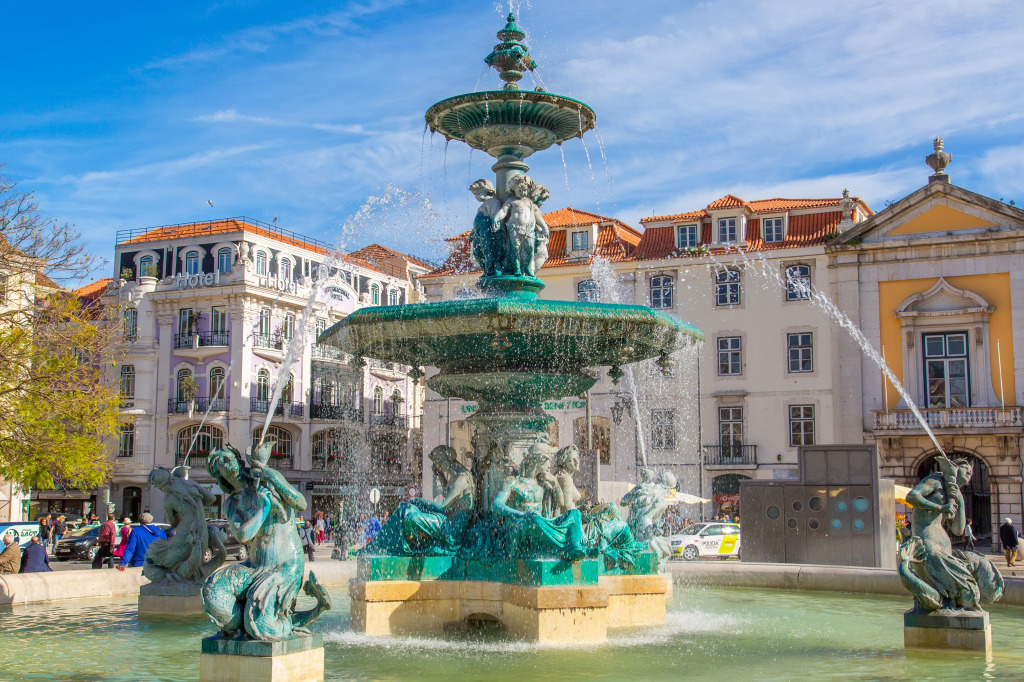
[[406, 486, 418, 498], [369, 487, 381, 504]]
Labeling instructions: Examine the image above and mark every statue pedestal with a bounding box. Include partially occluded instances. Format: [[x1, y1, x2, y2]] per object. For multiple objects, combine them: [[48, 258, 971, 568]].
[[199, 634, 324, 682], [904, 611, 991, 653], [138, 583, 204, 617]]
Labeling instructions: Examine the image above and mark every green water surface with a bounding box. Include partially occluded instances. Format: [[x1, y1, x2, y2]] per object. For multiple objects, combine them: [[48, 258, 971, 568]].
[[1, 585, 1022, 681]]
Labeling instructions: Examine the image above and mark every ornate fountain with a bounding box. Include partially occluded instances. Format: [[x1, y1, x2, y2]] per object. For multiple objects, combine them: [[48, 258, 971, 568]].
[[320, 14, 703, 644]]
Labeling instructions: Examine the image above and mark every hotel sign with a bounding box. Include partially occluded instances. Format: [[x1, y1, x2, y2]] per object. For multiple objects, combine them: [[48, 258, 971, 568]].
[[259, 276, 299, 295], [174, 271, 221, 289]]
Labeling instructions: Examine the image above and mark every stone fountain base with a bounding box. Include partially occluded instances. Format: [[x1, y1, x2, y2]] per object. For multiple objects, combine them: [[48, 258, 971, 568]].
[[904, 610, 992, 653], [199, 634, 324, 682], [138, 582, 205, 617], [350, 572, 670, 644]]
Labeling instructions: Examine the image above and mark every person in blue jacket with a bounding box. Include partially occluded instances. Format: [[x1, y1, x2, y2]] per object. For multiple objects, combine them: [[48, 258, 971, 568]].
[[19, 536, 52, 573], [116, 513, 167, 571]]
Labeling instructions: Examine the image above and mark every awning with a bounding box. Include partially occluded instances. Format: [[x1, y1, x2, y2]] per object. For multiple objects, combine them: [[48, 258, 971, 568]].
[[35, 490, 93, 500], [895, 485, 912, 504], [666, 491, 711, 505]]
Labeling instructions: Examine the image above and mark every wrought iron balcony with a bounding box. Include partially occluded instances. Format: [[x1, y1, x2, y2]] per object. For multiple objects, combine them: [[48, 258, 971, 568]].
[[267, 456, 292, 470], [174, 332, 229, 349], [253, 334, 284, 351], [703, 444, 757, 466], [168, 396, 229, 414], [309, 403, 362, 422], [873, 406, 1024, 431], [370, 414, 408, 429], [176, 453, 211, 469], [311, 343, 346, 362], [250, 398, 305, 417]]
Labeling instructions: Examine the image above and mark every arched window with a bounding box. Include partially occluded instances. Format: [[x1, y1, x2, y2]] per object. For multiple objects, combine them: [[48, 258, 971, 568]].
[[281, 373, 294, 404], [371, 284, 380, 305], [650, 275, 673, 309], [785, 264, 811, 301], [256, 251, 268, 275], [388, 289, 399, 306], [373, 386, 384, 415], [176, 424, 224, 460], [118, 422, 135, 458], [185, 251, 200, 275], [280, 258, 291, 281], [715, 269, 741, 306], [119, 365, 136, 404], [577, 280, 599, 302], [176, 368, 193, 402], [251, 426, 293, 460], [139, 255, 154, 278], [209, 367, 226, 409], [256, 368, 270, 402], [217, 247, 232, 274], [123, 308, 138, 339]]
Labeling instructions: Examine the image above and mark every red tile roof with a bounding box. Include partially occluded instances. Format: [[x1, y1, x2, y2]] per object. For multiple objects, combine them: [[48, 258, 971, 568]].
[[348, 243, 435, 272], [643, 196, 873, 224], [73, 278, 113, 302]]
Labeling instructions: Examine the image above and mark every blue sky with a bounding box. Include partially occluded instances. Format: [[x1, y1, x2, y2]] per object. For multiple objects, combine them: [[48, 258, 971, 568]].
[[3, 0, 1023, 281]]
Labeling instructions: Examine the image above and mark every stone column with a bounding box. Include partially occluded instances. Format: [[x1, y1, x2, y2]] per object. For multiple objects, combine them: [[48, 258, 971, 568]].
[[155, 308, 176, 468], [489, 146, 532, 201]]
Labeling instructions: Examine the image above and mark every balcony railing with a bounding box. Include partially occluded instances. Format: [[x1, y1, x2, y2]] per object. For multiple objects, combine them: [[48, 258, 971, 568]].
[[873, 406, 1024, 430], [311, 344, 346, 362], [370, 414, 408, 429], [174, 332, 229, 349], [176, 453, 211, 469], [267, 456, 292, 470], [310, 403, 362, 422], [253, 334, 285, 351], [168, 397, 229, 414], [250, 398, 305, 417], [369, 359, 405, 372], [703, 444, 757, 466]]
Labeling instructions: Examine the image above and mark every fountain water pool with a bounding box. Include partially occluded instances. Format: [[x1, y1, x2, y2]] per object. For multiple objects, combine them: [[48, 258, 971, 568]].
[[4, 586, 1024, 680]]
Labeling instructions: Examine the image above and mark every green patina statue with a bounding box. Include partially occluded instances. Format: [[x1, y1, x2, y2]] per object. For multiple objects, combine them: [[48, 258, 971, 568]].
[[361, 445, 475, 556], [621, 469, 676, 562], [202, 443, 330, 641], [144, 467, 226, 586], [898, 454, 1003, 613]]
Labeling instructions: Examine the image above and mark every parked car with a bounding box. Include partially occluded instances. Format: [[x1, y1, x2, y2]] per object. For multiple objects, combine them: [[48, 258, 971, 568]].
[[669, 522, 741, 561], [204, 521, 248, 562], [54, 522, 170, 562]]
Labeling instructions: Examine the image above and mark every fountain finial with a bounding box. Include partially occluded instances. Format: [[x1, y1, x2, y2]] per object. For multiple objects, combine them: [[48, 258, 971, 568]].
[[926, 136, 952, 183], [485, 13, 538, 91]]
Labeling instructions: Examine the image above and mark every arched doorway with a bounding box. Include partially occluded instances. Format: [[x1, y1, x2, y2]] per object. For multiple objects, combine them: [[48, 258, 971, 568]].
[[712, 474, 750, 519], [917, 452, 991, 541], [122, 487, 142, 521]]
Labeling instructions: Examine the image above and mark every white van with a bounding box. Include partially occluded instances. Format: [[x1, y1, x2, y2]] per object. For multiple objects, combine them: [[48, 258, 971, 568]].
[[0, 523, 41, 548]]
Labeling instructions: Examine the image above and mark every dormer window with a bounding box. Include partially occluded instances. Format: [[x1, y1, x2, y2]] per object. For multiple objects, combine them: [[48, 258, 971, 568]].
[[280, 258, 291, 281], [718, 218, 738, 243], [217, 248, 232, 274], [185, 251, 200, 275], [763, 217, 784, 243], [256, 251, 268, 275], [571, 231, 589, 252], [677, 225, 699, 249]]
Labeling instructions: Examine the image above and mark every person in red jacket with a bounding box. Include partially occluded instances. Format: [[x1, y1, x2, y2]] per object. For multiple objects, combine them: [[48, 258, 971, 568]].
[[93, 514, 117, 569]]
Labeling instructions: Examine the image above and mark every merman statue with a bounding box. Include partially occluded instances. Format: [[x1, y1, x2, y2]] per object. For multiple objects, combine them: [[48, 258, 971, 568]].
[[494, 174, 539, 277], [550, 445, 583, 516], [360, 445, 475, 556], [620, 469, 676, 562], [492, 442, 586, 561], [529, 182, 551, 273], [469, 178, 506, 277], [899, 454, 1003, 613]]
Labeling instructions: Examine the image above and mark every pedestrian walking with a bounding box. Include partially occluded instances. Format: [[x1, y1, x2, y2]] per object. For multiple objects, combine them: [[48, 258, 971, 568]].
[[93, 514, 118, 569], [0, 534, 21, 574], [315, 515, 326, 545], [113, 517, 132, 561], [51, 515, 67, 553], [116, 513, 166, 570], [963, 519, 977, 551], [19, 536, 52, 573], [37, 515, 51, 550], [1000, 517, 1021, 567], [299, 519, 316, 562]]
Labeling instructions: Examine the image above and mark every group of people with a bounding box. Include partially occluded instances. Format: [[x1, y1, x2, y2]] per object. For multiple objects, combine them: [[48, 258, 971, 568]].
[[0, 534, 51, 573], [35, 514, 69, 553]]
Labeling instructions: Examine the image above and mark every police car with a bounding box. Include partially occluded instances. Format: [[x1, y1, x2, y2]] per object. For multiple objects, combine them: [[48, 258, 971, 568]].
[[669, 522, 741, 561]]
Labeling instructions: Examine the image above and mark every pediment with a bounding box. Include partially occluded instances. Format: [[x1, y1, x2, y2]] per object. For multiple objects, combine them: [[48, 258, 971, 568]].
[[895, 278, 993, 318]]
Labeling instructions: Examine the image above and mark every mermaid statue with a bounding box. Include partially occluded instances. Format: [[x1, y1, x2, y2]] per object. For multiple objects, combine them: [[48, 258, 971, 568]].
[[202, 442, 330, 641], [899, 454, 1003, 614], [360, 445, 475, 556], [492, 442, 586, 561], [583, 502, 641, 571]]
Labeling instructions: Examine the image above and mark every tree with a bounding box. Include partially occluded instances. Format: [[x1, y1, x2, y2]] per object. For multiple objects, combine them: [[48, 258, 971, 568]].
[[0, 167, 122, 491]]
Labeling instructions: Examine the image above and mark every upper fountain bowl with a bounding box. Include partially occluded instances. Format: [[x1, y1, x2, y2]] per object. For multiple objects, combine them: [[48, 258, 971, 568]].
[[425, 90, 596, 158]]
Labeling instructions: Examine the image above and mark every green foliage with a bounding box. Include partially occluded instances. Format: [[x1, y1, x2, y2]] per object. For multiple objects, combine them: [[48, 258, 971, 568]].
[[141, 263, 159, 278], [120, 267, 134, 280], [179, 375, 200, 402]]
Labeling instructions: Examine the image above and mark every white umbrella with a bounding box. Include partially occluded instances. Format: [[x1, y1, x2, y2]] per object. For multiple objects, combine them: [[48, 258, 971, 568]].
[[666, 491, 710, 505]]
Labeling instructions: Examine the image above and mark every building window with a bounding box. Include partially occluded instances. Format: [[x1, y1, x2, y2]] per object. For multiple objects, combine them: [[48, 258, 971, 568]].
[[715, 269, 741, 306], [651, 409, 676, 449], [577, 279, 599, 302], [315, 318, 326, 338], [388, 289, 399, 306], [210, 306, 226, 334], [785, 264, 811, 301], [573, 416, 611, 465], [256, 368, 270, 402], [373, 386, 384, 415], [280, 258, 291, 281], [139, 255, 154, 277], [209, 367, 226, 408], [718, 217, 737, 243], [787, 333, 813, 373], [677, 224, 698, 249], [923, 332, 969, 408], [256, 251, 268, 275], [178, 308, 194, 336], [258, 307, 271, 339], [763, 217, 784, 243], [175, 368, 193, 402], [118, 423, 135, 458], [571, 231, 589, 252], [789, 405, 815, 446], [371, 284, 380, 305], [283, 312, 295, 340], [252, 426, 293, 460], [719, 407, 743, 454], [718, 337, 742, 376], [185, 251, 200, 275], [650, 276, 673, 309], [177, 424, 224, 460], [119, 365, 135, 405], [217, 248, 232, 274], [123, 308, 138, 339], [281, 373, 294, 404]]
